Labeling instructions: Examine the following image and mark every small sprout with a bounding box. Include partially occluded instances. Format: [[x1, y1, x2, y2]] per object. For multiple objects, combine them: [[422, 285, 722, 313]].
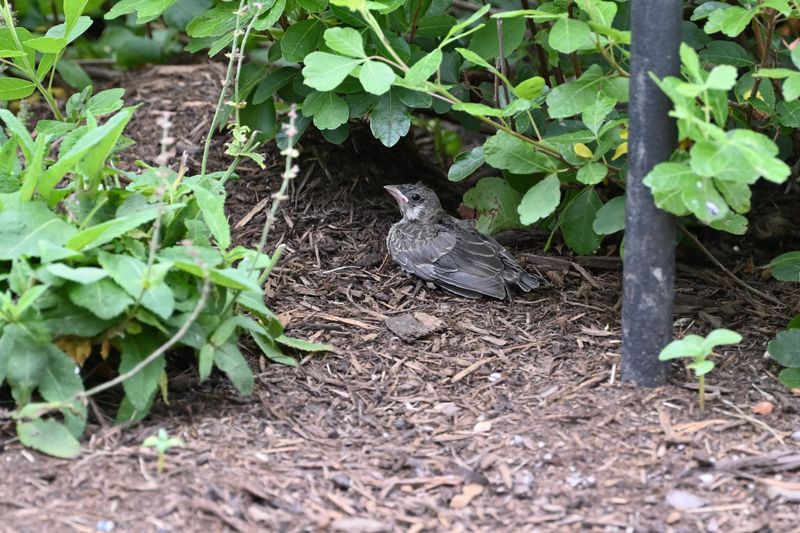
[[142, 428, 184, 474], [658, 329, 743, 410]]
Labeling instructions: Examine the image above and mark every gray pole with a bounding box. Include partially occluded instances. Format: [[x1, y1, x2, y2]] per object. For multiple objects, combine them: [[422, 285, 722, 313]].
[[621, 0, 681, 386]]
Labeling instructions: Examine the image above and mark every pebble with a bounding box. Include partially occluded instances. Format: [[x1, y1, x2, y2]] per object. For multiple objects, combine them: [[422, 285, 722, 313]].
[[512, 470, 535, 499], [791, 430, 800, 442], [332, 473, 351, 490], [666, 489, 707, 510]]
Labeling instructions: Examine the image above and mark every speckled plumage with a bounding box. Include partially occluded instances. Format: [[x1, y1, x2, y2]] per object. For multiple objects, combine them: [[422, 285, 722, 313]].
[[384, 184, 540, 300]]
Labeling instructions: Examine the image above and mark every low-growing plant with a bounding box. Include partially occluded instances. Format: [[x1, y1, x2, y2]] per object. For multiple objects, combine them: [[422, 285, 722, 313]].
[[0, 0, 328, 458], [143, 428, 184, 474], [766, 252, 800, 389], [658, 328, 743, 410]]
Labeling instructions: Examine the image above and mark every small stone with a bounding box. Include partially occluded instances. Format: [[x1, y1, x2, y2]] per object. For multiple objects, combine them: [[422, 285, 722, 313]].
[[393, 417, 410, 430], [513, 470, 535, 499], [666, 511, 681, 524], [96, 521, 115, 532], [666, 489, 707, 510], [791, 430, 800, 442], [332, 473, 351, 490]]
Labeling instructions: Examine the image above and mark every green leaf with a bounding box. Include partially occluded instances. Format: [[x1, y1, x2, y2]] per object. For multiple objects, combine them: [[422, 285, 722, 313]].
[[513, 77, 545, 99], [483, 131, 556, 174], [240, 96, 277, 143], [777, 100, 800, 127], [705, 65, 738, 91], [688, 359, 715, 377], [0, 78, 36, 100], [358, 60, 395, 95], [98, 252, 175, 320], [705, 6, 754, 37], [463, 177, 522, 234], [323, 26, 365, 58], [561, 187, 602, 255], [86, 88, 126, 116], [17, 419, 80, 458], [592, 195, 625, 235], [283, 20, 325, 62], [546, 65, 628, 118], [191, 186, 231, 250], [778, 368, 800, 389], [581, 97, 615, 135], [416, 15, 456, 37], [119, 333, 165, 412], [658, 337, 704, 360], [303, 90, 349, 130], [701, 41, 755, 67], [42, 300, 113, 338], [700, 329, 742, 353], [56, 59, 92, 90], [1, 325, 48, 404], [517, 175, 560, 225], [251, 331, 298, 366], [213, 341, 254, 395], [548, 18, 594, 54], [448, 146, 484, 181], [768, 252, 800, 282], [405, 49, 442, 86], [105, 0, 176, 22], [782, 74, 800, 102], [708, 213, 748, 235], [302, 52, 362, 91], [68, 278, 133, 319], [0, 201, 76, 260], [768, 329, 800, 368], [253, 67, 298, 104], [680, 174, 728, 224], [369, 90, 410, 147], [164, 0, 213, 30], [298, 0, 328, 11], [467, 16, 525, 59], [65, 206, 168, 252], [276, 335, 333, 352], [576, 162, 608, 185]]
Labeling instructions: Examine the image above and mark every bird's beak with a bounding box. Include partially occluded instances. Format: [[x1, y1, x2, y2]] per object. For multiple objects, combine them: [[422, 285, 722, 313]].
[[384, 185, 408, 204]]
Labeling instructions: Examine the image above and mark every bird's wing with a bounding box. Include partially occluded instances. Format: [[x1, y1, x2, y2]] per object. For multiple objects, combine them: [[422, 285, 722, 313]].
[[395, 219, 510, 299]]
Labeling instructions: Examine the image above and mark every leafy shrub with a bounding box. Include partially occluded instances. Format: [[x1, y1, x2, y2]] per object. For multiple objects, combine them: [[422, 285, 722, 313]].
[[767, 252, 800, 388], [0, 0, 326, 458]]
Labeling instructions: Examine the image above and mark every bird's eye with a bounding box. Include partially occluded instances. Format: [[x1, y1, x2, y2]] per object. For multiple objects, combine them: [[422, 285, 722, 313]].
[[411, 193, 421, 201]]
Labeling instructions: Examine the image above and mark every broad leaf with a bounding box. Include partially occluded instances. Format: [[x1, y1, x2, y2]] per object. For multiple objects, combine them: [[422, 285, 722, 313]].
[[518, 175, 560, 225]]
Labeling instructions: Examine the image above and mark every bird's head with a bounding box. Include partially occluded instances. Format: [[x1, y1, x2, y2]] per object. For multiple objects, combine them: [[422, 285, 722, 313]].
[[384, 183, 442, 222]]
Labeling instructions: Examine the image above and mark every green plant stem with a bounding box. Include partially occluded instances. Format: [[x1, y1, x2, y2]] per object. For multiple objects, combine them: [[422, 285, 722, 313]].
[[698, 374, 705, 411], [0, 1, 63, 120], [201, 0, 247, 177], [595, 39, 628, 77], [233, 4, 262, 127], [78, 276, 211, 401]]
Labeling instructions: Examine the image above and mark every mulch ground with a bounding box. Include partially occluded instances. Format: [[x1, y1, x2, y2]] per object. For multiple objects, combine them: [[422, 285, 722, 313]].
[[2, 64, 800, 533]]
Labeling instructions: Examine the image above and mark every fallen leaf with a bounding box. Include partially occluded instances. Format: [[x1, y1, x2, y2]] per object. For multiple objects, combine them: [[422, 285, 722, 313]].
[[450, 483, 484, 509], [55, 337, 92, 366], [751, 401, 774, 416]]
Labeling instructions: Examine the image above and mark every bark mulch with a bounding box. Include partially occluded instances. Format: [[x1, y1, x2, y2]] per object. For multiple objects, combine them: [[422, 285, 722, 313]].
[[1, 64, 800, 533]]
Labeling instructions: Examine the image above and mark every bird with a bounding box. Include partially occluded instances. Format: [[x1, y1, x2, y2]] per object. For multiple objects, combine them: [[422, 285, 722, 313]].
[[384, 183, 541, 299]]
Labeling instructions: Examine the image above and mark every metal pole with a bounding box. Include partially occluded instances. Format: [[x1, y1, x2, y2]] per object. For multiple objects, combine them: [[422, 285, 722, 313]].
[[621, 0, 681, 386]]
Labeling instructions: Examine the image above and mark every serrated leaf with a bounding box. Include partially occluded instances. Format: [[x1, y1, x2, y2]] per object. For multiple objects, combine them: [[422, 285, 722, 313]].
[[98, 252, 174, 320], [68, 278, 133, 319], [191, 186, 231, 250], [0, 201, 76, 261]]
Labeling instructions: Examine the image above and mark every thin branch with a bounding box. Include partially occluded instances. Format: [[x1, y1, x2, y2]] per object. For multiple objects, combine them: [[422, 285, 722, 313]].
[[677, 225, 782, 306]]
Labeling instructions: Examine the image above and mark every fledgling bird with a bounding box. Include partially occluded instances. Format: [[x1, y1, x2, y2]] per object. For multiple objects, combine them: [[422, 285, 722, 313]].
[[384, 183, 540, 300]]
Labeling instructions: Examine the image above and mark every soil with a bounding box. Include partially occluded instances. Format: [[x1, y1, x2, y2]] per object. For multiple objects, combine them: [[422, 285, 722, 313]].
[[2, 64, 800, 533]]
